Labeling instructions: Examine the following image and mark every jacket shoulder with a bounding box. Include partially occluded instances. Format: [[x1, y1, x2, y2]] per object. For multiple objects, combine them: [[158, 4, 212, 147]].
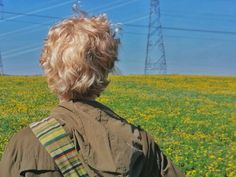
[[0, 126, 60, 177]]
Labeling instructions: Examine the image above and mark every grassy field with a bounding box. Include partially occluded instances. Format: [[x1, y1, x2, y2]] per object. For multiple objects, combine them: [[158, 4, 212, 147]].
[[0, 75, 235, 176]]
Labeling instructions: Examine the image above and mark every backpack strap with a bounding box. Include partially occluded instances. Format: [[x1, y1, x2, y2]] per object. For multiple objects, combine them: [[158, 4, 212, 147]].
[[30, 117, 89, 177]]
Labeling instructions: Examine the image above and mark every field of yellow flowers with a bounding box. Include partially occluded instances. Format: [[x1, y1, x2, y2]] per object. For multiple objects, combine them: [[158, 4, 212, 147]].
[[0, 75, 235, 176]]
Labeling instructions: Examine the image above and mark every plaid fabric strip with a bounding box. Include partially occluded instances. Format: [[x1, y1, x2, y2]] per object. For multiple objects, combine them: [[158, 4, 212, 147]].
[[30, 118, 89, 177]]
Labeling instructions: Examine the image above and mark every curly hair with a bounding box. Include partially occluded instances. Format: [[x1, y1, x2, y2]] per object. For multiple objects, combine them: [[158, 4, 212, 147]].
[[40, 15, 119, 100]]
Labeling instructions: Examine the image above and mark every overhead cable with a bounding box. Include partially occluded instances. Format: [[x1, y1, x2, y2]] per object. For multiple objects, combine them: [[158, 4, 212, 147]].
[[0, 0, 74, 22]]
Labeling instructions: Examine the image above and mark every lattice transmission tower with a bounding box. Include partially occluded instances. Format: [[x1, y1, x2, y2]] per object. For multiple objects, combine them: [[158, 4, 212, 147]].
[[0, 0, 4, 75], [144, 0, 167, 74]]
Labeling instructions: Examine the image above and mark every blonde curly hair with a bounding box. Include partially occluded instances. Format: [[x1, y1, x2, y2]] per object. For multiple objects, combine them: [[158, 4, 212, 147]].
[[40, 15, 119, 101]]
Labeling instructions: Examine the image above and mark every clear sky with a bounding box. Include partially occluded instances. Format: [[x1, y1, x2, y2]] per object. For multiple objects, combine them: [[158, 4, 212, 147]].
[[0, 0, 236, 76]]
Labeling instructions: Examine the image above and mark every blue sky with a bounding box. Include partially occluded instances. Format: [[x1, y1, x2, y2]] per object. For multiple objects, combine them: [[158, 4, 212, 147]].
[[0, 0, 236, 76]]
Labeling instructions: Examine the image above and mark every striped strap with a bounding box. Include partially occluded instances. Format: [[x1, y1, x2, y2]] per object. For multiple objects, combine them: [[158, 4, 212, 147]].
[[30, 117, 89, 177]]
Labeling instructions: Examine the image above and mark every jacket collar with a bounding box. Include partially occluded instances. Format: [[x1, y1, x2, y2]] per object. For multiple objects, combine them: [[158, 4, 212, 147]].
[[55, 99, 124, 122]]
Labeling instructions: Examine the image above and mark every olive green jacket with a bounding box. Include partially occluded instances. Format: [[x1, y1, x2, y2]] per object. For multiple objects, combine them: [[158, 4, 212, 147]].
[[0, 99, 185, 177]]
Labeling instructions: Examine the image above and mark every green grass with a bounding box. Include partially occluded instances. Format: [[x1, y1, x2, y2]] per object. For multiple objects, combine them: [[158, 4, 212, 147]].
[[0, 75, 235, 176]]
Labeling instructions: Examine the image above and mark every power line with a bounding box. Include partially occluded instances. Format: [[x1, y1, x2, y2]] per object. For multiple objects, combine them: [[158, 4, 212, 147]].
[[163, 26, 236, 35], [1, 10, 61, 20], [122, 31, 236, 43], [3, 20, 236, 58], [123, 24, 236, 35], [3, 6, 235, 27], [4, 14, 236, 37], [161, 10, 236, 19], [3, 46, 42, 59], [2, 44, 41, 56], [95, 0, 140, 13], [122, 15, 149, 24], [0, 24, 43, 38], [0, 0, 140, 38], [1, 14, 148, 28], [0, 0, 75, 22], [86, 0, 126, 12], [0, 0, 140, 22], [1, 18, 52, 26], [164, 34, 236, 43], [0, 1, 75, 38], [3, 7, 236, 23], [1, 1, 144, 58], [161, 13, 236, 23], [3, 12, 235, 38], [1, 16, 149, 57], [2, 23, 236, 58]]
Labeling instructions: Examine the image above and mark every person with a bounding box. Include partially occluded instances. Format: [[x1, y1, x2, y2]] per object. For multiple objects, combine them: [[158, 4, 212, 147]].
[[0, 14, 185, 177]]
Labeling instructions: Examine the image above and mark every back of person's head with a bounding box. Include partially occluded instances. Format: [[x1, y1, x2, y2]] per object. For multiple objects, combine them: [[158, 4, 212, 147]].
[[40, 15, 119, 101]]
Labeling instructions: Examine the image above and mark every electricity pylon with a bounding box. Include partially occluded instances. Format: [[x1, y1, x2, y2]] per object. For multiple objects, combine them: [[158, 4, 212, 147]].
[[144, 0, 167, 74]]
